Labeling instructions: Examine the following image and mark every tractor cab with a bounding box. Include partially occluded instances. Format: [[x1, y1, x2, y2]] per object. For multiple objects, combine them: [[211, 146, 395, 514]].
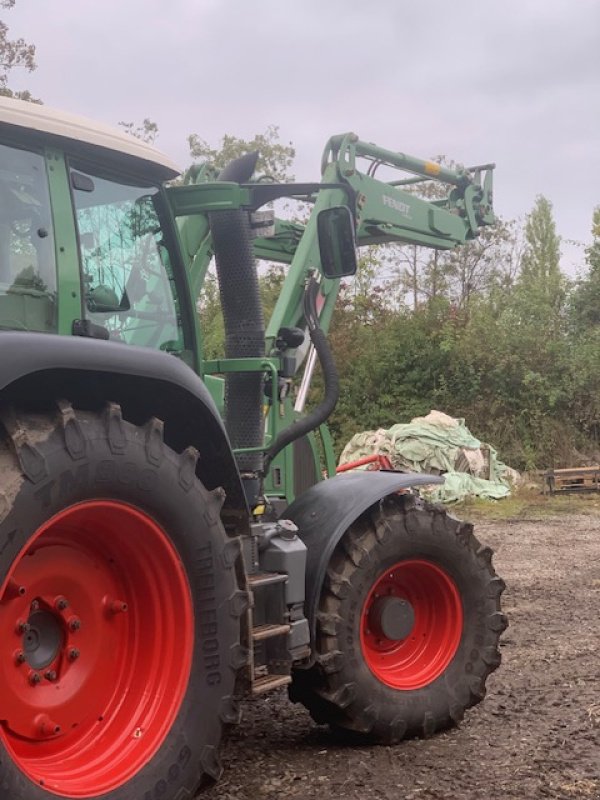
[[0, 96, 188, 352]]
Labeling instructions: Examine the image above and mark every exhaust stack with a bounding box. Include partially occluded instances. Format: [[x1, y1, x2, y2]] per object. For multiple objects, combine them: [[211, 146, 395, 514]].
[[209, 152, 264, 506]]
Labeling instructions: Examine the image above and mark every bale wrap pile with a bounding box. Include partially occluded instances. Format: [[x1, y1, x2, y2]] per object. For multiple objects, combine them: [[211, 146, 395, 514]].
[[339, 410, 519, 503]]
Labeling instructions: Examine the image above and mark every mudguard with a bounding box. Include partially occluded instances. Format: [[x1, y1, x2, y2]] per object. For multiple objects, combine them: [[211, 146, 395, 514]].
[[0, 332, 212, 397], [0, 332, 247, 511], [282, 470, 444, 650]]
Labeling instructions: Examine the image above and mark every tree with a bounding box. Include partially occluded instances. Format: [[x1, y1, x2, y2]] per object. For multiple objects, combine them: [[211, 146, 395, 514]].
[[570, 206, 600, 332], [338, 246, 389, 322], [384, 159, 450, 308], [587, 206, 600, 272], [394, 244, 422, 311], [440, 218, 521, 310], [188, 125, 295, 180], [566, 207, 600, 444], [118, 118, 158, 145], [380, 159, 519, 312], [517, 195, 564, 318], [0, 0, 37, 101]]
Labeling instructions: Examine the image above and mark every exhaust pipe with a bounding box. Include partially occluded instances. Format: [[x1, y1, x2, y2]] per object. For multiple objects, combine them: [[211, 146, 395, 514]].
[[209, 152, 264, 506]]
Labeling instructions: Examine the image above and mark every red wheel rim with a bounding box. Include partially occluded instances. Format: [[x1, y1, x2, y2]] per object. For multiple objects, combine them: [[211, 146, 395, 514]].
[[0, 500, 193, 798], [360, 560, 463, 690]]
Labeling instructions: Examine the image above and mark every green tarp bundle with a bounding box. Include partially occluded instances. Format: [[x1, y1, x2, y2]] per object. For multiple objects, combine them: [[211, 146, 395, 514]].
[[339, 410, 518, 503]]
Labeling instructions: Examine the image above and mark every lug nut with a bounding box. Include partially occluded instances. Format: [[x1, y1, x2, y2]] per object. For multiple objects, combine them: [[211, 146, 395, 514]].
[[16, 620, 31, 635], [68, 617, 81, 632], [30, 599, 40, 612], [68, 648, 80, 661], [29, 671, 41, 686], [44, 670, 57, 682], [14, 649, 26, 665], [55, 597, 69, 611]]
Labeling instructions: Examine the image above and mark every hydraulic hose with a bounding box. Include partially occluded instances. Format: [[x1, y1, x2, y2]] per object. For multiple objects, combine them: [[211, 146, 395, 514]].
[[264, 278, 339, 473], [209, 152, 265, 490]]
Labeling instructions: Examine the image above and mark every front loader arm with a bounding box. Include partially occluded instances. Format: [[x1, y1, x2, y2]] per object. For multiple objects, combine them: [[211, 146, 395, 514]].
[[322, 133, 495, 249], [169, 132, 495, 368], [264, 133, 495, 347]]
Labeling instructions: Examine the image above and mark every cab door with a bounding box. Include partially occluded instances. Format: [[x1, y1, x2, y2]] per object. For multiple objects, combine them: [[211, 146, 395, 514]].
[[68, 161, 192, 356], [0, 140, 59, 333]]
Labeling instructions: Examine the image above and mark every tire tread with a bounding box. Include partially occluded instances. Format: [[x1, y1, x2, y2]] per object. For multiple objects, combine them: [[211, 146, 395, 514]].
[[291, 494, 506, 744]]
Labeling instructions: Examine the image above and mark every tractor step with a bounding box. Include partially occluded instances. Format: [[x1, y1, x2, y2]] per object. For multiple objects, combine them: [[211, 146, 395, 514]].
[[251, 623, 291, 642], [246, 570, 293, 696], [251, 673, 292, 695], [247, 571, 288, 588]]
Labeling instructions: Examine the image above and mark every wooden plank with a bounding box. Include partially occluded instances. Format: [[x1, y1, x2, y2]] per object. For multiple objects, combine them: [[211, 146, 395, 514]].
[[251, 674, 292, 695], [544, 465, 600, 494], [549, 466, 600, 476]]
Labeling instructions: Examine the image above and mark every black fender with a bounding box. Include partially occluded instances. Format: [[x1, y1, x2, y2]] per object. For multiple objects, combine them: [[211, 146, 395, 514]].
[[282, 470, 444, 651], [0, 332, 247, 514]]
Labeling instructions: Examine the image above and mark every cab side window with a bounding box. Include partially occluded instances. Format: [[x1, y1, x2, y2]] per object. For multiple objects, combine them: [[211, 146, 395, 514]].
[[70, 165, 183, 351], [0, 143, 57, 332]]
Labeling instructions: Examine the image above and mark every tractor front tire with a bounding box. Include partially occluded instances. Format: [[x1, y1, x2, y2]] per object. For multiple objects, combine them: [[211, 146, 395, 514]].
[[290, 495, 507, 742], [0, 403, 245, 800]]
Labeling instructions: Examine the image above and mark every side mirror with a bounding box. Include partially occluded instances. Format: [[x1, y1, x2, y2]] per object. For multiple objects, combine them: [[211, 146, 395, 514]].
[[317, 206, 358, 279]]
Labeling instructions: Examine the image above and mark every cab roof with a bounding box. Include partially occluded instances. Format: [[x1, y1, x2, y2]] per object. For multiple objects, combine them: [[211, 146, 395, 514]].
[[0, 96, 181, 181]]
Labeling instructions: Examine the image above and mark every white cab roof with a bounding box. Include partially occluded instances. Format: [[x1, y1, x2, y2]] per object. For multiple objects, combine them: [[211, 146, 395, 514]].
[[0, 96, 181, 180]]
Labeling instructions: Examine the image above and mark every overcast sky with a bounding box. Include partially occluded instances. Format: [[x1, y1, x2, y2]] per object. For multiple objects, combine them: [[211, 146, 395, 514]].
[[6, 0, 600, 273]]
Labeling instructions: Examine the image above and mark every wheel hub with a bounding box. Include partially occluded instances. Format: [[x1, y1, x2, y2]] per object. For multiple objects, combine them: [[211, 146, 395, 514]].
[[23, 608, 64, 670], [360, 559, 463, 690], [369, 596, 415, 641], [0, 500, 194, 797]]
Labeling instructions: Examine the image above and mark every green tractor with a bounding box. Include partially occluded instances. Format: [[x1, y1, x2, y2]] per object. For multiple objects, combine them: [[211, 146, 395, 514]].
[[0, 97, 506, 800]]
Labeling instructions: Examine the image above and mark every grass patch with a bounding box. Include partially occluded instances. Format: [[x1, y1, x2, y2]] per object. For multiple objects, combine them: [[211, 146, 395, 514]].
[[450, 486, 600, 521]]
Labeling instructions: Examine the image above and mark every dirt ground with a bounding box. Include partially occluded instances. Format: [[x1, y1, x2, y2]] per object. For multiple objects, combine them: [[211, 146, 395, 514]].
[[206, 511, 600, 800]]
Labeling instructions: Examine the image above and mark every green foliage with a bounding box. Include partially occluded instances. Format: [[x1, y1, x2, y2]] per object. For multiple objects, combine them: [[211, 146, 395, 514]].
[[118, 119, 158, 145], [386, 219, 519, 312], [517, 195, 564, 320], [570, 206, 600, 332], [565, 208, 600, 443], [187, 125, 295, 181], [567, 327, 600, 441], [0, 0, 37, 101], [319, 194, 598, 471], [192, 135, 596, 472], [588, 206, 600, 270], [197, 272, 224, 360]]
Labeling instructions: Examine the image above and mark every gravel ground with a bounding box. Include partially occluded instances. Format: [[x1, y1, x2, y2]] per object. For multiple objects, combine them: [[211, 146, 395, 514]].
[[206, 513, 600, 800]]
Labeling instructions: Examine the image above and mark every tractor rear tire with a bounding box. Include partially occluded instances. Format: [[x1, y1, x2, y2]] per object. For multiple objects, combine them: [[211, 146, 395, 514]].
[[0, 403, 245, 800], [290, 494, 507, 742]]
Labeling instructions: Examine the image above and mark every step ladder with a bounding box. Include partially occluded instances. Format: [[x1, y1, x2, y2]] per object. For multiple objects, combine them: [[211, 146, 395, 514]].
[[247, 571, 292, 695]]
